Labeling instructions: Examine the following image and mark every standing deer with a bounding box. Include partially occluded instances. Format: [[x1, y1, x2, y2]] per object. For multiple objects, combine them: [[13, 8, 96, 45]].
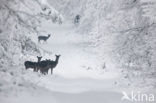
[[38, 60, 50, 75], [36, 56, 42, 72], [24, 61, 37, 71], [74, 15, 80, 24], [49, 55, 61, 74], [38, 34, 51, 43], [39, 55, 61, 75], [24, 56, 42, 72]]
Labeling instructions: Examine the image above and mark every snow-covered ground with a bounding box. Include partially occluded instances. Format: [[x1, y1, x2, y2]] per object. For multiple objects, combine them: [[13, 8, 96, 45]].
[[37, 20, 119, 79], [0, 86, 128, 103], [0, 0, 156, 102], [0, 20, 155, 103]]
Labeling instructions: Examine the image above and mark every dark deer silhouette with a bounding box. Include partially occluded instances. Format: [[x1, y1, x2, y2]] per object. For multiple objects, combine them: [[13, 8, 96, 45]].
[[39, 55, 61, 75], [24, 55, 60, 75], [74, 15, 80, 24], [49, 55, 61, 74], [24, 61, 37, 71], [38, 34, 51, 43], [36, 56, 42, 72], [24, 56, 42, 72], [38, 60, 51, 75], [37, 56, 42, 62]]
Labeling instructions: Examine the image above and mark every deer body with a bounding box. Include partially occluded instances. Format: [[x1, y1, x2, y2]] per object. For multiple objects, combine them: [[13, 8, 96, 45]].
[[38, 60, 50, 75], [24, 55, 60, 75], [49, 55, 60, 74], [24, 61, 37, 71], [24, 56, 42, 72], [36, 56, 42, 72], [38, 34, 51, 43], [39, 55, 61, 75], [74, 15, 80, 24]]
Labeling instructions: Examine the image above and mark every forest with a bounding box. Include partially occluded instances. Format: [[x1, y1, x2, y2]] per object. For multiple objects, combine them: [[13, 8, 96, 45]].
[[0, 0, 156, 103]]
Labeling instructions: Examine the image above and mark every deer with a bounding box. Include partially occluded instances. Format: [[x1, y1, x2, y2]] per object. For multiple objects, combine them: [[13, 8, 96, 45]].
[[24, 61, 37, 71], [39, 55, 61, 75], [49, 55, 61, 74], [39, 59, 52, 74], [24, 56, 42, 72], [36, 56, 42, 72], [38, 60, 51, 75], [74, 15, 80, 24], [38, 34, 51, 43]]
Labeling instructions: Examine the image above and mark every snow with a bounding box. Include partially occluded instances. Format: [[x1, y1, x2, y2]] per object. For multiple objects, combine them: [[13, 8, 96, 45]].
[[1, 18, 154, 103], [0, 68, 128, 103], [0, 17, 125, 103], [0, 87, 128, 103], [0, 0, 156, 103], [36, 20, 119, 79]]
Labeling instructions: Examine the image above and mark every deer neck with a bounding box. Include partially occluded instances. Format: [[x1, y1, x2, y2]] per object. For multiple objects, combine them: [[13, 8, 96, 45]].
[[55, 57, 59, 63], [38, 58, 41, 62]]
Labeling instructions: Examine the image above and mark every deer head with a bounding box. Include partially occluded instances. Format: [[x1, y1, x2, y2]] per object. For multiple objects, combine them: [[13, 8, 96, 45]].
[[37, 56, 42, 62], [48, 34, 51, 37]]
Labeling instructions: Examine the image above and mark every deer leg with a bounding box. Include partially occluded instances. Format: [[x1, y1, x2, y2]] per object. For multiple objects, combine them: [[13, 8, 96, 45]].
[[33, 69, 35, 72], [44, 40, 47, 44], [44, 71, 47, 75], [40, 70, 42, 74], [40, 69, 43, 74], [51, 68, 53, 75], [37, 68, 39, 72], [46, 69, 48, 75]]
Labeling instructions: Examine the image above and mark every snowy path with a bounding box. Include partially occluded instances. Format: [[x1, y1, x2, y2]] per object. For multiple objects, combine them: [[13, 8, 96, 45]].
[[0, 22, 133, 103], [35, 21, 123, 92], [38, 21, 119, 79], [30, 21, 132, 103], [0, 88, 130, 103]]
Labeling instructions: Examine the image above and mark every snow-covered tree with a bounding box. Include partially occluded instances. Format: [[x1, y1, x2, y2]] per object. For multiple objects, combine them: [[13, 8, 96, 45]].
[[0, 0, 64, 95], [49, 0, 156, 87], [140, 0, 156, 23], [0, 0, 63, 67]]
